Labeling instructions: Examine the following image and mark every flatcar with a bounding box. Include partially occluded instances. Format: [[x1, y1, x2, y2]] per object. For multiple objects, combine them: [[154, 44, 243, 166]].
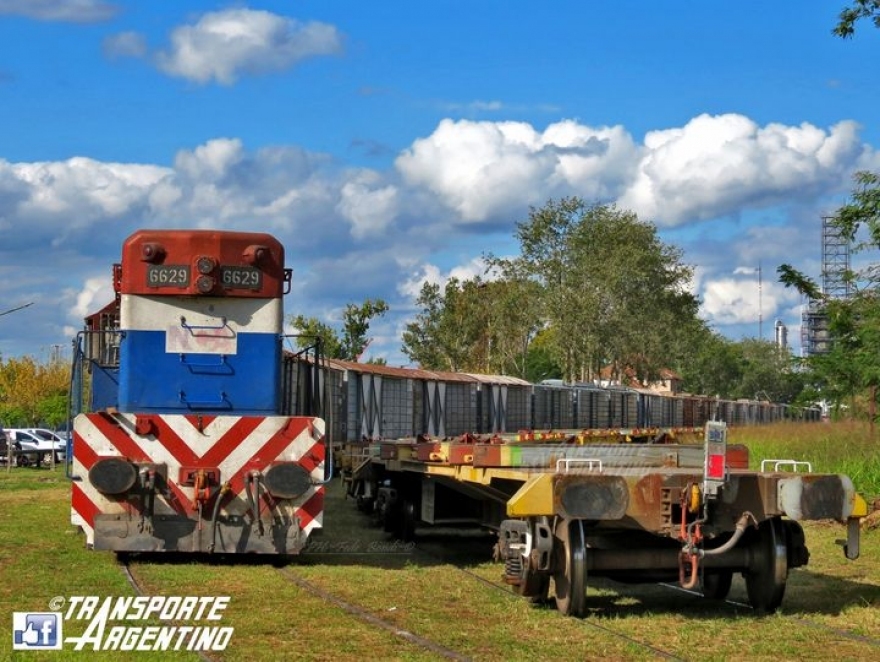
[[344, 422, 866, 616], [69, 229, 327, 554], [275, 359, 864, 616]]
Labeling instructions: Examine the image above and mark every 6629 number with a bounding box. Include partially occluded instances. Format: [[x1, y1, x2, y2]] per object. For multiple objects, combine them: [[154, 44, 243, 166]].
[[220, 266, 261, 290], [147, 265, 190, 287]]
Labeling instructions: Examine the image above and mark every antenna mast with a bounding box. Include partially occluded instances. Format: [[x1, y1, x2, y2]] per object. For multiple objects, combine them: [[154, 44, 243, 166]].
[[758, 262, 763, 340]]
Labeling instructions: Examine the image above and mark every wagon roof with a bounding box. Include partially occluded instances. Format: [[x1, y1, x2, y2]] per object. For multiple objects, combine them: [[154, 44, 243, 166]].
[[287, 353, 530, 385]]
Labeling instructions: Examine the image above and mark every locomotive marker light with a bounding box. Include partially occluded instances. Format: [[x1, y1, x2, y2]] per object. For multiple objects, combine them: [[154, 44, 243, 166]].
[[196, 256, 217, 274], [703, 421, 727, 498]]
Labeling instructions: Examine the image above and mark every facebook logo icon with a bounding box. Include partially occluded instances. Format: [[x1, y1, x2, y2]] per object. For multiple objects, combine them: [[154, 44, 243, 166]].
[[12, 612, 63, 650]]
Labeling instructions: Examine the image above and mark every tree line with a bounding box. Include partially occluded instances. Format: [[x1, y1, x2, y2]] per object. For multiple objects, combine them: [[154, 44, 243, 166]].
[[0, 355, 69, 428], [290, 197, 811, 404]]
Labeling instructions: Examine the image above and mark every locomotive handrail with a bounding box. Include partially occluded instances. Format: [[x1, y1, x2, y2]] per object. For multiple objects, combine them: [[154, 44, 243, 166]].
[[760, 459, 813, 473], [178, 391, 231, 408], [179, 354, 229, 367], [179, 316, 229, 333]]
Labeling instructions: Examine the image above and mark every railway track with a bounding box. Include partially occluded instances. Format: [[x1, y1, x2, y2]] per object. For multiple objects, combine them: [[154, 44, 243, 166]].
[[117, 555, 220, 662], [407, 530, 880, 661], [657, 581, 880, 649], [109, 530, 876, 662], [276, 566, 472, 661]]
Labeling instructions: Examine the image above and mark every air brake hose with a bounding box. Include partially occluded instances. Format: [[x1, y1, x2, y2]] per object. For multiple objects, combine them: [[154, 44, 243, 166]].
[[208, 482, 231, 554], [696, 511, 758, 557]]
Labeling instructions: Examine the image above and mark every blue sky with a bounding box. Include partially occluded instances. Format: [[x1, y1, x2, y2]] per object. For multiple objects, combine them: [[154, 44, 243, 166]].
[[1, 1, 878, 366]]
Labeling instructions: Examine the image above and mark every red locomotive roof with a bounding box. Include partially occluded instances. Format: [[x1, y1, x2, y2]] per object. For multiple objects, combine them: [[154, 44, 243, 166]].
[[118, 229, 287, 298]]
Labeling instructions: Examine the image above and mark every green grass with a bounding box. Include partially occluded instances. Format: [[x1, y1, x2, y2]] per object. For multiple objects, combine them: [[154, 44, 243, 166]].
[[1, 423, 879, 661], [729, 420, 880, 501]]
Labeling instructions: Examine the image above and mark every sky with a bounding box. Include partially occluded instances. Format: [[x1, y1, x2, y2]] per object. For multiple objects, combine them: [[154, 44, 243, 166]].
[[0, 1, 879, 367]]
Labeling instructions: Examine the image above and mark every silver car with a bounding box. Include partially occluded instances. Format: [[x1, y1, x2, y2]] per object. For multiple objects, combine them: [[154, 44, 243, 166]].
[[8, 429, 66, 464]]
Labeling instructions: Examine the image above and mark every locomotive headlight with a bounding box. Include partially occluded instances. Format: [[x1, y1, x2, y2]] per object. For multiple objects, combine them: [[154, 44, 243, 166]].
[[264, 462, 312, 499], [196, 256, 217, 274], [89, 457, 137, 495], [243, 244, 269, 265], [140, 242, 166, 263]]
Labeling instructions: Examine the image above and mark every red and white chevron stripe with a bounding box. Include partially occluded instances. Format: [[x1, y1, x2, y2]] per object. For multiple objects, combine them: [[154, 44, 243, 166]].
[[71, 413, 325, 552]]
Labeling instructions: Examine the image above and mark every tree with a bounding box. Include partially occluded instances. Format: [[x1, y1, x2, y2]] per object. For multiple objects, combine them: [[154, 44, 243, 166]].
[[290, 298, 388, 362], [289, 316, 343, 359], [339, 299, 389, 360], [730, 339, 807, 403], [401, 266, 544, 376], [779, 170, 880, 423], [673, 328, 743, 397], [834, 1, 880, 37], [507, 198, 699, 383], [402, 278, 489, 372], [0, 355, 69, 427], [523, 327, 563, 383]]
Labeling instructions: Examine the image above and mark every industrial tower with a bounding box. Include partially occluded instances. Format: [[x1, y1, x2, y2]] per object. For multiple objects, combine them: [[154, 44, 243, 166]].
[[801, 216, 852, 355]]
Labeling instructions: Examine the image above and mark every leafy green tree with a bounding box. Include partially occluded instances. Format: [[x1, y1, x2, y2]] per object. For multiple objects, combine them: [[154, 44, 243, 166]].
[[402, 267, 543, 376], [339, 299, 389, 360], [289, 316, 343, 359], [674, 328, 743, 397], [290, 298, 388, 362], [508, 198, 699, 383], [402, 278, 488, 371], [779, 170, 880, 422], [730, 339, 807, 403], [0, 356, 69, 426], [523, 327, 563, 383], [834, 1, 880, 37]]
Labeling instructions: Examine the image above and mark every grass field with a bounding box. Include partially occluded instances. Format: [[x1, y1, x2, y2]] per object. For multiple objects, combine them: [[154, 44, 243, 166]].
[[1, 421, 879, 661]]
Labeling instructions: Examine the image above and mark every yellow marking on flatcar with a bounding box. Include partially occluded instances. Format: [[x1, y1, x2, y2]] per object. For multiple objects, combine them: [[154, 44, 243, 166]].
[[507, 474, 555, 517]]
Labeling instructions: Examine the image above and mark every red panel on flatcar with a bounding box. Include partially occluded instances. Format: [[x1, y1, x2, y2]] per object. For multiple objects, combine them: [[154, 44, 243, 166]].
[[118, 229, 287, 297]]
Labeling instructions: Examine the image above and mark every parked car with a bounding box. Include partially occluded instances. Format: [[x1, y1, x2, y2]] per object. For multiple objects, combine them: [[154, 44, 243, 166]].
[[0, 425, 23, 464], [7, 429, 65, 464]]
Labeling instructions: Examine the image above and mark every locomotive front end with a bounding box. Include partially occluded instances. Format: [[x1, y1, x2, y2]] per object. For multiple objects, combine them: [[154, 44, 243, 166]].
[[70, 229, 327, 554]]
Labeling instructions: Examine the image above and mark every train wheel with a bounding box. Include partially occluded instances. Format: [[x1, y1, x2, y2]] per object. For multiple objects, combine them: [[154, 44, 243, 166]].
[[553, 519, 587, 617], [701, 570, 733, 600], [745, 517, 788, 613], [518, 559, 550, 604], [399, 499, 417, 542]]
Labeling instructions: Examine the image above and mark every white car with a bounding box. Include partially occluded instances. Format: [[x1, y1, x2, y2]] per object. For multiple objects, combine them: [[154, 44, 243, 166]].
[[7, 429, 66, 464]]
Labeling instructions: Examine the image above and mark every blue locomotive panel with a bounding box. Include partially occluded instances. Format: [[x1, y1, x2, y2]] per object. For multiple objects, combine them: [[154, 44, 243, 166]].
[[118, 330, 281, 413]]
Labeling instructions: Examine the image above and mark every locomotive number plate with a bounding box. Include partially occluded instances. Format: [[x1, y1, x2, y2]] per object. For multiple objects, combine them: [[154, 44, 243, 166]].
[[146, 265, 190, 287], [220, 266, 262, 290]]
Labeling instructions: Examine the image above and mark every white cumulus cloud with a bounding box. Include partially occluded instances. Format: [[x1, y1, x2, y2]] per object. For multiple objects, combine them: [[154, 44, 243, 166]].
[[155, 8, 344, 85], [618, 114, 864, 226], [701, 275, 799, 326], [336, 170, 399, 239], [395, 118, 639, 223]]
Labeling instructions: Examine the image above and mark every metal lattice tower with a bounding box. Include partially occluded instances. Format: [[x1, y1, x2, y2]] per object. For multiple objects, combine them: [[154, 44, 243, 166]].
[[822, 216, 852, 299], [801, 216, 852, 356]]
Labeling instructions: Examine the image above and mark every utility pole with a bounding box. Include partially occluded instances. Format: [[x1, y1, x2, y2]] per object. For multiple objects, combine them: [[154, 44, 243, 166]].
[[758, 262, 763, 340]]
